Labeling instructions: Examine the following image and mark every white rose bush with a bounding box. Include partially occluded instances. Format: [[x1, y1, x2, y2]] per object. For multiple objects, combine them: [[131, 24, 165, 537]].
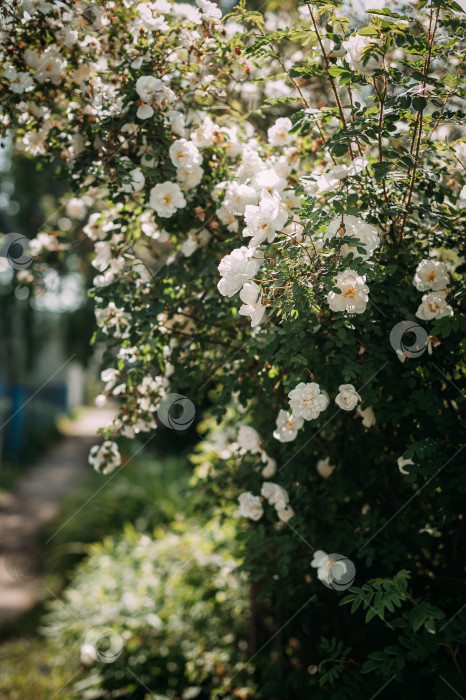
[[1, 0, 465, 696]]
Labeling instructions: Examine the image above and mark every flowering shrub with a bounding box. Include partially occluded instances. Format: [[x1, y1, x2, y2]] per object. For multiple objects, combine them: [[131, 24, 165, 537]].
[[1, 0, 466, 695], [43, 523, 254, 699]]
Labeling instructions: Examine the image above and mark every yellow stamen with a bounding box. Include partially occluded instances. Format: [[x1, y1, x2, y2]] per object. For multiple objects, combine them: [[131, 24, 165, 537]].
[[343, 286, 356, 299]]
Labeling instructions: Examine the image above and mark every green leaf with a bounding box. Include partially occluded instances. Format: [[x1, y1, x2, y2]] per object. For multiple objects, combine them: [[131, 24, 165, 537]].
[[412, 96, 427, 112], [372, 162, 391, 181], [332, 142, 350, 156], [358, 27, 379, 36], [361, 659, 381, 674]]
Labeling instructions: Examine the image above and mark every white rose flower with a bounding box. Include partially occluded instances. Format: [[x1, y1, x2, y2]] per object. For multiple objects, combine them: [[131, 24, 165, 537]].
[[264, 78, 292, 100], [313, 172, 340, 194], [324, 215, 380, 260], [121, 168, 145, 193], [180, 228, 210, 257], [33, 47, 66, 85], [415, 291, 453, 321], [346, 156, 369, 176], [222, 126, 242, 158], [216, 206, 238, 233], [198, 0, 222, 22], [277, 506, 295, 522], [190, 115, 217, 148], [261, 481, 289, 510], [311, 550, 349, 586], [23, 0, 52, 13], [4, 66, 34, 93], [66, 197, 87, 219], [223, 182, 258, 215], [251, 168, 286, 193], [83, 213, 107, 241], [167, 109, 186, 136], [176, 165, 204, 190], [273, 409, 304, 442], [217, 246, 261, 297], [56, 27, 78, 46], [89, 441, 121, 475], [137, 103, 155, 119], [288, 382, 329, 421], [272, 155, 292, 180], [80, 644, 97, 666], [262, 455, 277, 478], [267, 117, 294, 146], [335, 384, 361, 411], [135, 76, 175, 118], [92, 241, 113, 271], [310, 549, 327, 571], [243, 189, 288, 247], [169, 138, 203, 171], [342, 34, 382, 75], [149, 181, 186, 218], [136, 75, 174, 105], [457, 184, 466, 209], [29, 232, 56, 255], [21, 125, 51, 156], [237, 425, 261, 454], [327, 164, 349, 180], [239, 281, 266, 327], [237, 492, 263, 521], [397, 456, 414, 475], [280, 189, 302, 213], [357, 406, 376, 428], [327, 157, 368, 180], [413, 259, 449, 291], [327, 269, 369, 314], [94, 249, 124, 278], [316, 457, 335, 478]]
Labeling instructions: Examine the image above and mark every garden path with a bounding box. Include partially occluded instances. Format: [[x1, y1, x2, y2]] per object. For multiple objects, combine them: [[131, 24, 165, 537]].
[[0, 406, 116, 628]]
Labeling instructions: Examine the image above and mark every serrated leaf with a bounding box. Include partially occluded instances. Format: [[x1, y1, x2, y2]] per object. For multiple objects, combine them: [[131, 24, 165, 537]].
[[358, 27, 379, 36]]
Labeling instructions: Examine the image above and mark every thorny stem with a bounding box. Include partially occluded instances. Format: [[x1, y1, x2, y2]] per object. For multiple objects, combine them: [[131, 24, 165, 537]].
[[278, 229, 316, 262], [291, 219, 323, 258], [372, 38, 389, 206], [423, 55, 465, 143], [397, 6, 440, 241], [260, 28, 311, 109], [160, 323, 241, 349], [442, 640, 464, 679], [308, 5, 356, 160], [315, 119, 338, 165], [346, 86, 365, 158]]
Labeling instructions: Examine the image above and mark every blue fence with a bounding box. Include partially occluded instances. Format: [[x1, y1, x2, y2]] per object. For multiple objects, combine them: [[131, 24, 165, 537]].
[[0, 381, 68, 458]]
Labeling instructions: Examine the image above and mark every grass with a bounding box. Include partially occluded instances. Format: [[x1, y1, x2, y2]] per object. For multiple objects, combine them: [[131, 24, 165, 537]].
[[0, 637, 77, 700]]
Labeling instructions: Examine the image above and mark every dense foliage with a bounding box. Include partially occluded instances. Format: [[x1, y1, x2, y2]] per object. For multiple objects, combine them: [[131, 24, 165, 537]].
[[1, 0, 465, 696], [44, 522, 252, 699]]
